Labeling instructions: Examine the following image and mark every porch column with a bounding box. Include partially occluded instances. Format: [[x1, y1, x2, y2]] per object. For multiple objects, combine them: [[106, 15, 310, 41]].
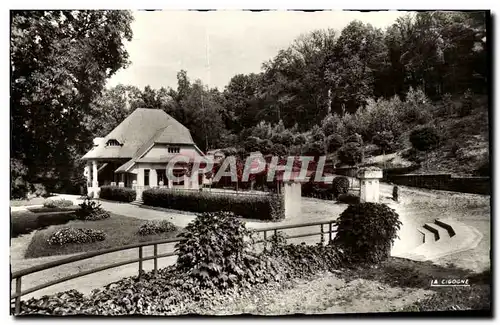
[[137, 168, 144, 186], [150, 169, 158, 187], [184, 174, 190, 189], [84, 162, 91, 187], [92, 161, 98, 188]]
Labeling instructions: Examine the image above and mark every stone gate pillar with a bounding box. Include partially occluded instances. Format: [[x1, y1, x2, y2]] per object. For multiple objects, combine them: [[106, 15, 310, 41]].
[[357, 167, 383, 203], [284, 181, 302, 218]]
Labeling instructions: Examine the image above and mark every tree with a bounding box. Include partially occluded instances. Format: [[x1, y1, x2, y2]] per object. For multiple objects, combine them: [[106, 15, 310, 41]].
[[409, 126, 440, 151], [326, 134, 343, 153], [270, 143, 288, 157], [11, 10, 133, 196], [373, 131, 395, 155], [326, 21, 388, 114], [338, 143, 364, 166]]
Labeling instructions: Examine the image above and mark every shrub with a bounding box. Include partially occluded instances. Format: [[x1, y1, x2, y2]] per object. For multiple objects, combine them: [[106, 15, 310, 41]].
[[334, 203, 402, 264], [337, 193, 360, 204], [345, 133, 363, 146], [338, 142, 363, 166], [43, 199, 73, 208], [332, 176, 349, 197], [270, 143, 288, 157], [400, 87, 434, 125], [138, 220, 176, 236], [175, 211, 279, 290], [76, 198, 110, 221], [410, 126, 440, 151], [392, 186, 399, 202], [99, 186, 136, 202], [142, 188, 285, 221], [326, 134, 343, 153], [476, 159, 490, 176], [372, 131, 395, 154], [48, 227, 106, 246]]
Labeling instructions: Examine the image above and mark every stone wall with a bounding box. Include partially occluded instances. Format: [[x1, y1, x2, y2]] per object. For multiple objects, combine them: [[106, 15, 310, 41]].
[[385, 173, 490, 195]]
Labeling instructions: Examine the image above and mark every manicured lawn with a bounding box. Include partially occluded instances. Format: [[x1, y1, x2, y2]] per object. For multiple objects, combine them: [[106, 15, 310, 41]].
[[11, 210, 76, 238], [24, 213, 182, 258]]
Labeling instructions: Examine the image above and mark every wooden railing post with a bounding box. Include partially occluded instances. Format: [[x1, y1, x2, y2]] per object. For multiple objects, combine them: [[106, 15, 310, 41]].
[[15, 277, 21, 315], [320, 224, 325, 245], [329, 222, 333, 243], [153, 244, 158, 275], [263, 230, 267, 251], [138, 246, 143, 279]]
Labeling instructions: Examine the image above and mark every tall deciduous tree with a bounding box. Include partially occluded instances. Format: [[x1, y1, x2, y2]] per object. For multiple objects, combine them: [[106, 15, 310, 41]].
[[11, 10, 133, 195]]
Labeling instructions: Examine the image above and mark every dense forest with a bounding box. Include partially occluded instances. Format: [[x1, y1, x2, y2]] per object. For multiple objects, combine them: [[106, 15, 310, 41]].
[[11, 11, 489, 198]]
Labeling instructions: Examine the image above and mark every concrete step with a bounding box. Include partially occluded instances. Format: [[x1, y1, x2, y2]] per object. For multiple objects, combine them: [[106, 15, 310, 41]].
[[423, 223, 446, 241], [130, 200, 144, 206], [435, 218, 457, 238], [417, 227, 437, 243]]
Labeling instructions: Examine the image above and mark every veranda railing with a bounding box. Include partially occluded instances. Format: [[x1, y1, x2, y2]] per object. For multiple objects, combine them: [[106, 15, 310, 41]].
[[10, 219, 338, 314]]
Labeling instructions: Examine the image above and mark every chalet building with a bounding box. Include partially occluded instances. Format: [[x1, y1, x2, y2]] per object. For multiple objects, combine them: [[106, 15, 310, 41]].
[[81, 108, 207, 196]]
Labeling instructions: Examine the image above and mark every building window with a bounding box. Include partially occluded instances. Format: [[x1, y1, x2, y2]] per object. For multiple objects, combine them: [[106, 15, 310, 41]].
[[144, 169, 150, 186], [168, 147, 180, 153], [106, 139, 121, 147], [156, 169, 166, 185], [172, 169, 185, 186]]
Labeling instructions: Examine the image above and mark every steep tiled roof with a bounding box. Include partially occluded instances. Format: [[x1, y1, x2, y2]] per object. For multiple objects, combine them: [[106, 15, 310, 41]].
[[82, 108, 195, 160]]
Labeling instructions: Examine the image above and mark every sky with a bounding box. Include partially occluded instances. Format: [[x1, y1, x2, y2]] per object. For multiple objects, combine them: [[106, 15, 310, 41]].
[[106, 10, 410, 91]]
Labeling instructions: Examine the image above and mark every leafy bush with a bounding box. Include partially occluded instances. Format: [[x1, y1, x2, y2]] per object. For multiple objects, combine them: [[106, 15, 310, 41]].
[[372, 131, 395, 154], [175, 211, 280, 290], [399, 87, 433, 125], [334, 203, 402, 264], [266, 241, 343, 279], [99, 186, 136, 202], [270, 143, 288, 157], [326, 134, 343, 153], [355, 96, 404, 141], [138, 220, 176, 236], [143, 188, 285, 221], [43, 199, 73, 208], [476, 159, 490, 176], [410, 126, 440, 151], [301, 183, 335, 200], [392, 186, 399, 202], [332, 176, 349, 197], [76, 198, 110, 221], [336, 193, 360, 204], [48, 227, 106, 246], [338, 142, 363, 166], [345, 133, 363, 146]]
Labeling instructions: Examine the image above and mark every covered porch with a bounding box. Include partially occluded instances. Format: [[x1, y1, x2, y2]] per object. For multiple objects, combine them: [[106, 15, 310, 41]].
[[84, 159, 207, 198]]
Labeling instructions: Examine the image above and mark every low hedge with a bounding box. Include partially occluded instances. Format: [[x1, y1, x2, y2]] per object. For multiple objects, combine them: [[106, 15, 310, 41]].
[[99, 186, 136, 202], [142, 188, 285, 221]]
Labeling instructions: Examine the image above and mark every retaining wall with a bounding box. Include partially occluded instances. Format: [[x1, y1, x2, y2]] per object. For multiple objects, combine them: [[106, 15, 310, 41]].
[[385, 173, 490, 195]]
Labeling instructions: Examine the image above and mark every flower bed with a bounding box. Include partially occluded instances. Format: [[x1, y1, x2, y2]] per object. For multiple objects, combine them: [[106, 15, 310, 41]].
[[138, 220, 176, 236], [48, 227, 106, 246], [142, 188, 284, 221]]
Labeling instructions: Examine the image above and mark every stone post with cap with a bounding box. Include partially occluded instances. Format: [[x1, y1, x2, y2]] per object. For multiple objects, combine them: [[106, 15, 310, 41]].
[[357, 167, 383, 203]]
